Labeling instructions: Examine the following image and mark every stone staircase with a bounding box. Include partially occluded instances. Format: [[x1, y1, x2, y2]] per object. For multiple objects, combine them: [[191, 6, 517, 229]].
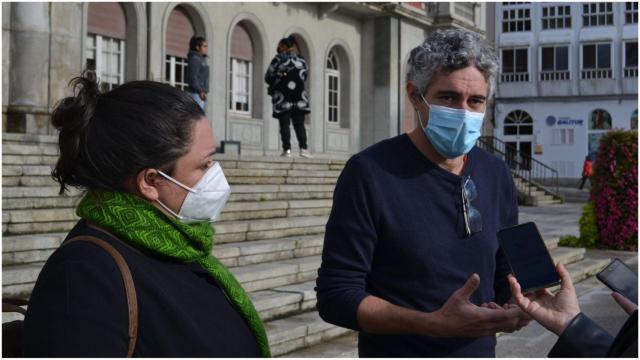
[[1, 133, 353, 356], [513, 175, 563, 206], [2, 133, 609, 357]]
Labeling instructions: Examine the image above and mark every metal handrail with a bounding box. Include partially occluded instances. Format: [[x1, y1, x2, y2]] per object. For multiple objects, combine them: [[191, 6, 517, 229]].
[[477, 136, 560, 199]]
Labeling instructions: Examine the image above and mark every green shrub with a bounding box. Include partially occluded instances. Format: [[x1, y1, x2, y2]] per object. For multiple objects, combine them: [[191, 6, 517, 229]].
[[559, 202, 600, 248]]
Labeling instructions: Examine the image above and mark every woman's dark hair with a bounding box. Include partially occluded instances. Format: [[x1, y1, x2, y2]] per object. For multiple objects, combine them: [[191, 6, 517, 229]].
[[277, 35, 298, 53], [51, 73, 205, 194], [189, 36, 206, 51]]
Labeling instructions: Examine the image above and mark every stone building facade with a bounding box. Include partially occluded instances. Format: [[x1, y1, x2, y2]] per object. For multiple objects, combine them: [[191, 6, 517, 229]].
[[2, 2, 488, 157]]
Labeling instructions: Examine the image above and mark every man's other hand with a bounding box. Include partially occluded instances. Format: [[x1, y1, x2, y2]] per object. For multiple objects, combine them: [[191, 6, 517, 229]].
[[431, 274, 523, 337]]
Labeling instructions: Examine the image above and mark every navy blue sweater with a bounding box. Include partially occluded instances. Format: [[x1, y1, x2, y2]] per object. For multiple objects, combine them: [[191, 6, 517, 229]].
[[316, 134, 518, 357]]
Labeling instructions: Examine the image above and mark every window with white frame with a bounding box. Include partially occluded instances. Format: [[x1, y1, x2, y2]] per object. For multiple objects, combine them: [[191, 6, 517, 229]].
[[582, 3, 614, 27], [542, 5, 571, 29], [581, 43, 612, 79], [86, 34, 125, 91], [540, 46, 570, 80], [503, 110, 533, 135], [624, 41, 638, 78], [326, 51, 340, 124], [552, 128, 574, 145], [229, 58, 251, 113], [164, 55, 189, 90], [502, 3, 531, 32], [625, 2, 638, 23], [501, 48, 529, 82]]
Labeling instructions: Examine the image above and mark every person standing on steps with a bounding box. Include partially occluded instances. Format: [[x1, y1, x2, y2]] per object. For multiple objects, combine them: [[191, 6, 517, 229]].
[[265, 36, 312, 158], [186, 36, 209, 112]]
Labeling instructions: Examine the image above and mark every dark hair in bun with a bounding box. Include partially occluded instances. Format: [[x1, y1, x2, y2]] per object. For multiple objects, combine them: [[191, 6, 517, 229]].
[[51, 73, 204, 194]]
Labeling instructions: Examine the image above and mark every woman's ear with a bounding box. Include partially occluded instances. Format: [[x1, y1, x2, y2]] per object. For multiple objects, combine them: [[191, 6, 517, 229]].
[[136, 168, 161, 202]]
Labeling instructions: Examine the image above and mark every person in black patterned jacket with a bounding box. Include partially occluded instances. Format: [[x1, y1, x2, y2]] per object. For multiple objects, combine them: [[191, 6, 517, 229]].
[[264, 36, 312, 158]]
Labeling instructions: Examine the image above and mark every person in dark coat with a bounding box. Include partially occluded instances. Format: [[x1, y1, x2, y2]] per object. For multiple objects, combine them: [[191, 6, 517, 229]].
[[509, 262, 638, 357], [22, 74, 270, 357], [186, 36, 209, 111], [265, 36, 312, 158]]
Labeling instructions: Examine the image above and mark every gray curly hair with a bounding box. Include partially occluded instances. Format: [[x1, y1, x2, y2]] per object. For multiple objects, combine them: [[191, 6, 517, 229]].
[[406, 28, 499, 98]]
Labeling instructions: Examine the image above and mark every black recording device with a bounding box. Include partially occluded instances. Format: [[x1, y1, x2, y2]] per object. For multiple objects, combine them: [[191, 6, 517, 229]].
[[597, 258, 638, 305], [498, 222, 561, 293]]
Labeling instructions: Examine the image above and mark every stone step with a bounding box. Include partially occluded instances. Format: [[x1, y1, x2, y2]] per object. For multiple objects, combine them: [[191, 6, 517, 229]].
[[2, 154, 58, 166], [2, 255, 322, 299], [213, 215, 327, 244], [3, 203, 329, 236], [280, 333, 358, 358], [2, 133, 59, 145], [1, 193, 333, 211], [3, 200, 331, 225], [2, 233, 67, 265], [266, 310, 352, 357], [250, 280, 317, 322], [2, 229, 325, 267], [2, 184, 335, 198], [2, 143, 59, 156], [550, 246, 585, 265], [230, 256, 321, 293], [216, 234, 324, 267], [536, 199, 563, 205]]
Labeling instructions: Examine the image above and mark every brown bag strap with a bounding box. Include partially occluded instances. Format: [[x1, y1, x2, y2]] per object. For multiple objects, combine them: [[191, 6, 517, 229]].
[[2, 302, 27, 315], [64, 235, 138, 357]]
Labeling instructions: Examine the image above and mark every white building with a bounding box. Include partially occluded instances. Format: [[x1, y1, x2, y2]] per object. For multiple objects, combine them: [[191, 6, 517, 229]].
[[488, 2, 638, 180]]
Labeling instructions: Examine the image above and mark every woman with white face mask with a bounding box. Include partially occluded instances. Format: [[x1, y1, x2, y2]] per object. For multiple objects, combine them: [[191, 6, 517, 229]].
[[22, 74, 270, 357]]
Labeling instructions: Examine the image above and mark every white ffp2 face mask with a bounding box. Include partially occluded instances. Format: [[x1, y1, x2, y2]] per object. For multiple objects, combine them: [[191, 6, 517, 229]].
[[156, 162, 231, 223]]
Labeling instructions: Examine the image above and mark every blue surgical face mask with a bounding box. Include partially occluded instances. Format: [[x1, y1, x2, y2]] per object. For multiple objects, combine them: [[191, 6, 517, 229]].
[[418, 93, 484, 159]]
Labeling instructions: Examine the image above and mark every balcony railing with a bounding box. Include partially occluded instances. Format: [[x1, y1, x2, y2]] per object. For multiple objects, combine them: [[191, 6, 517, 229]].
[[540, 71, 570, 81], [500, 72, 530, 82], [624, 67, 638, 78], [581, 69, 612, 79]]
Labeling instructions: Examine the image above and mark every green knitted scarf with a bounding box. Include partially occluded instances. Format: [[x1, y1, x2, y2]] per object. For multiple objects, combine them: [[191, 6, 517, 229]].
[[76, 190, 271, 357]]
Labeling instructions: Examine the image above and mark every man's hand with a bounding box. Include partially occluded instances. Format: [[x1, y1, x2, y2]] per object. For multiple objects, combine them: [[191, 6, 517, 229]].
[[199, 92, 207, 101], [508, 262, 581, 335], [480, 302, 532, 332], [430, 274, 523, 337]]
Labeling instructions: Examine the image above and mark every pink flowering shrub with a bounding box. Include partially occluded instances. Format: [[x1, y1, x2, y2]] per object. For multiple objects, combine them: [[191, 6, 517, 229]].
[[590, 130, 638, 250]]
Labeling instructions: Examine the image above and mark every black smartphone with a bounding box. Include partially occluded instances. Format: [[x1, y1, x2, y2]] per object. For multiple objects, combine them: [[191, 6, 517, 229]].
[[597, 258, 638, 304], [497, 222, 561, 293]]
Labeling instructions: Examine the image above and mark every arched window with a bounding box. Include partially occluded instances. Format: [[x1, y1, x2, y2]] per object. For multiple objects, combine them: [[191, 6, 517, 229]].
[[588, 109, 612, 130], [631, 109, 637, 130], [325, 50, 340, 124], [229, 24, 253, 113], [503, 110, 533, 135], [165, 6, 195, 90], [87, 2, 126, 91]]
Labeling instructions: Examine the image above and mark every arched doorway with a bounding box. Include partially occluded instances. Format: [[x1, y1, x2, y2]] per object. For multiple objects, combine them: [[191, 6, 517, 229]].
[[503, 110, 533, 170], [164, 6, 195, 90]]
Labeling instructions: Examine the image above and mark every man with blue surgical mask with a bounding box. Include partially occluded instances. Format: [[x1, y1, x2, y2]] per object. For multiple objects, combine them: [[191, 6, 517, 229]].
[[316, 28, 531, 357]]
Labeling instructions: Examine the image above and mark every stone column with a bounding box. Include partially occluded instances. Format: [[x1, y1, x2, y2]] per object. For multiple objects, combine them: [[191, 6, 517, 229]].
[[49, 3, 83, 113], [7, 2, 51, 134], [359, 16, 400, 149]]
